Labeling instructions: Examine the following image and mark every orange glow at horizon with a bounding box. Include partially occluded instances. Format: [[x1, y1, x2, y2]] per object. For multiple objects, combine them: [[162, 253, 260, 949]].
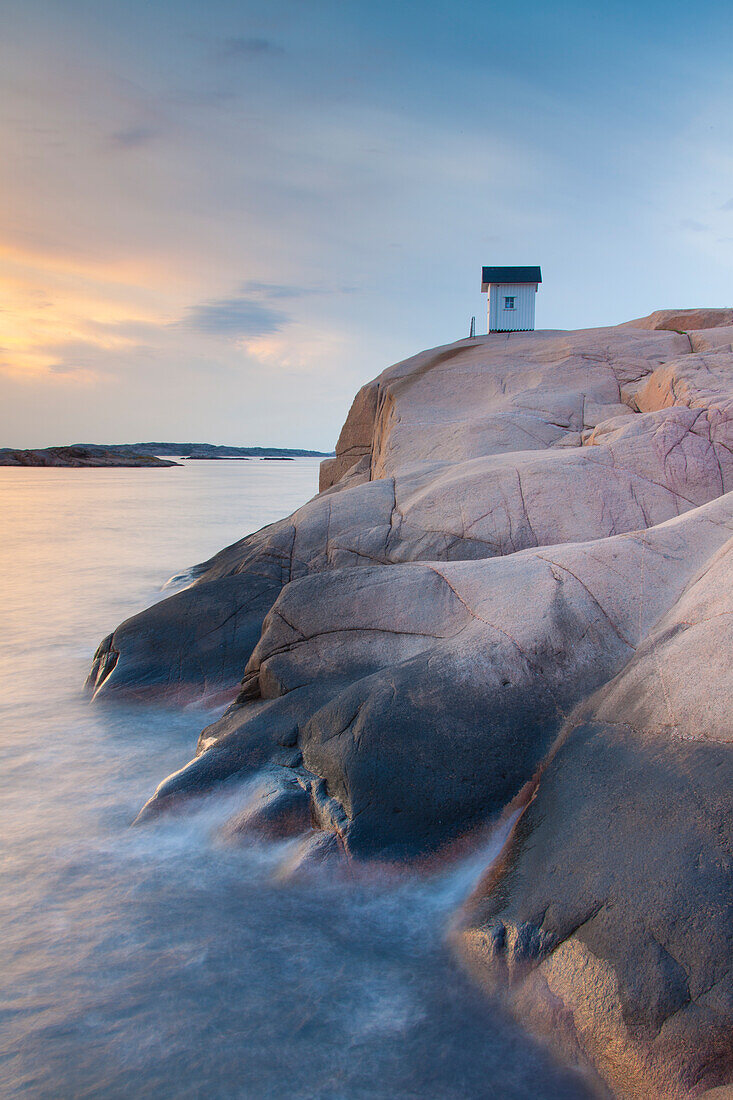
[[0, 240, 195, 384]]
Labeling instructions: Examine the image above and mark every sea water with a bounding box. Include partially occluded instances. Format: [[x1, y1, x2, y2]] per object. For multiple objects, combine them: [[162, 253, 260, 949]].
[[0, 459, 595, 1099]]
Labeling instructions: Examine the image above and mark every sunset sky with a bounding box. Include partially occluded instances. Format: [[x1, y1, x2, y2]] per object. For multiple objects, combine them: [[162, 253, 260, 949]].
[[2, 0, 733, 449]]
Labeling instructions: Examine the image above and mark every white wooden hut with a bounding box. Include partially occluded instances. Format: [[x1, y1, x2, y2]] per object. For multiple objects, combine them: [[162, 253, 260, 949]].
[[481, 266, 542, 332]]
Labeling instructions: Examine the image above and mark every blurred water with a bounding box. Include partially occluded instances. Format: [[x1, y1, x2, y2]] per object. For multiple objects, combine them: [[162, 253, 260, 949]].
[[0, 459, 596, 1099]]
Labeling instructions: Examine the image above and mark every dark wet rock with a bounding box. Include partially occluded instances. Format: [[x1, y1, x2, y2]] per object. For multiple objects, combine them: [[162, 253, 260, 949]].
[[276, 830, 346, 877], [86, 634, 119, 694], [219, 768, 312, 841], [134, 684, 334, 819], [88, 574, 281, 703]]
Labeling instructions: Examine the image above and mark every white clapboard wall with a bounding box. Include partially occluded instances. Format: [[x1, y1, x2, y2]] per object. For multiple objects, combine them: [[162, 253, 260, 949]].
[[487, 282, 537, 332]]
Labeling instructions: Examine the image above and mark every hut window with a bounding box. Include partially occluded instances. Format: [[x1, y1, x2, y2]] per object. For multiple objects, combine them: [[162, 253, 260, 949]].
[[504, 296, 516, 309]]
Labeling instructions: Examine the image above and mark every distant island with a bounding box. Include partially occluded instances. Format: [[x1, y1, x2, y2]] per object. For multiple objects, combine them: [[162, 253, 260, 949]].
[[0, 442, 332, 467], [0, 446, 180, 468], [114, 443, 331, 459]]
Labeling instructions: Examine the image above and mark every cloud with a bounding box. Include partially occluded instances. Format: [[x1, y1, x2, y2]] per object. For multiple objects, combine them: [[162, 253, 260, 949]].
[[180, 281, 345, 338], [721, 199, 733, 212], [35, 338, 117, 380], [83, 318, 167, 341], [240, 281, 311, 300], [109, 126, 160, 149], [241, 281, 357, 300], [242, 324, 348, 376], [219, 37, 283, 60], [183, 294, 286, 337], [180, 281, 359, 342], [679, 218, 709, 233], [47, 362, 81, 374]]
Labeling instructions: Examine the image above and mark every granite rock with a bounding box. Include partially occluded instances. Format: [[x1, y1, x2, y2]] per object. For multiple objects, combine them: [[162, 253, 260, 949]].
[[89, 314, 733, 1095]]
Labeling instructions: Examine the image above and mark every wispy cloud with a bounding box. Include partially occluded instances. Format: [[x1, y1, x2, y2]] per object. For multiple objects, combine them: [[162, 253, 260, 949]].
[[109, 126, 160, 149], [721, 199, 733, 212], [680, 218, 709, 233], [242, 281, 357, 300], [181, 281, 339, 338], [243, 323, 349, 376], [183, 294, 286, 337], [219, 37, 283, 60], [240, 281, 306, 300], [47, 361, 81, 374]]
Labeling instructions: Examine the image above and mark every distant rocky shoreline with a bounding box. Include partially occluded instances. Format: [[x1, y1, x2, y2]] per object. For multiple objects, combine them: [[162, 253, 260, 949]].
[[0, 445, 179, 468], [88, 309, 733, 1099], [0, 442, 331, 467], [94, 442, 331, 459]]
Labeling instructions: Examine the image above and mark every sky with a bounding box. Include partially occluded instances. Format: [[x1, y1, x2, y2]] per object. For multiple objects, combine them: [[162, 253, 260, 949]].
[[1, 0, 732, 449]]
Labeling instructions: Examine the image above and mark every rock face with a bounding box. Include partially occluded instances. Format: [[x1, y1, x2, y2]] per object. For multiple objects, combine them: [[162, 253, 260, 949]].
[[89, 310, 733, 1097], [457, 533, 733, 1097], [623, 307, 733, 332], [318, 380, 378, 491], [0, 445, 180, 467]]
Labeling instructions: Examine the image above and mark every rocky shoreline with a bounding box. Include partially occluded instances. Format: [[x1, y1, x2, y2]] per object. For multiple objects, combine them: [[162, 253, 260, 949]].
[[0, 445, 180, 467], [0, 442, 331, 467], [88, 309, 733, 1099], [79, 442, 331, 459]]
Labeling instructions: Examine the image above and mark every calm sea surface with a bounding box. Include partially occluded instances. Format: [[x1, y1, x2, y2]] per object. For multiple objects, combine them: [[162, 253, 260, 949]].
[[0, 459, 596, 1099]]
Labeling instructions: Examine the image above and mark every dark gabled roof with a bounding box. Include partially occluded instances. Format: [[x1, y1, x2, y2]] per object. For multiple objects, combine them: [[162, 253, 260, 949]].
[[481, 266, 542, 290]]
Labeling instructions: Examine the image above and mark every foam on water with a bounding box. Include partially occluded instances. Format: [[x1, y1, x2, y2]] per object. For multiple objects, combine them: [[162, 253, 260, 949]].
[[0, 461, 597, 1099]]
